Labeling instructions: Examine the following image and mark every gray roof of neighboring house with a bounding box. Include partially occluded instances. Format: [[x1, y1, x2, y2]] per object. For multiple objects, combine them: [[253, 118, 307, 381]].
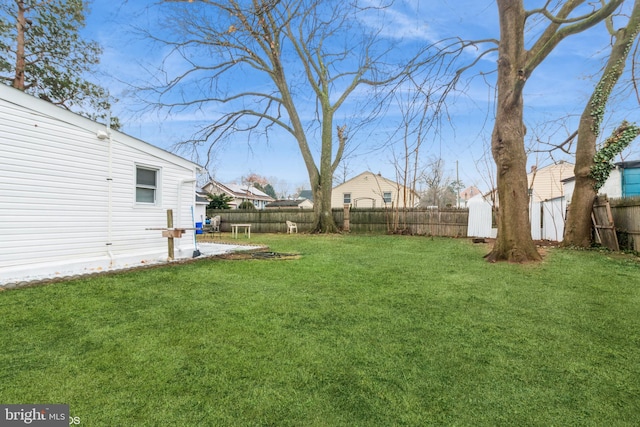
[[616, 160, 640, 169], [561, 160, 640, 183], [205, 181, 274, 201], [298, 190, 313, 201], [224, 183, 271, 198], [195, 191, 209, 204], [266, 199, 308, 208]]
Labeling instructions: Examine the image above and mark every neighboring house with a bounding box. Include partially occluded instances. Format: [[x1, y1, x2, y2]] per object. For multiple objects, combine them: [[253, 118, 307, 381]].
[[563, 160, 640, 202], [459, 186, 481, 207], [528, 161, 575, 202], [331, 171, 420, 208], [195, 190, 210, 225], [266, 199, 314, 209], [620, 161, 640, 197], [485, 161, 574, 207], [525, 162, 573, 242], [202, 180, 275, 209], [478, 162, 574, 242], [0, 83, 202, 285]]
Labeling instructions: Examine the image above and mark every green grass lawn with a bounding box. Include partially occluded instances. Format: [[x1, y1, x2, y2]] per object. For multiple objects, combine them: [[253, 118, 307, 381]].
[[1, 234, 639, 426]]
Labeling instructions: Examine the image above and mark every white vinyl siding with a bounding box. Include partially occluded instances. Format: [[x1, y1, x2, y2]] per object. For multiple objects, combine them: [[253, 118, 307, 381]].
[[527, 162, 574, 203], [332, 172, 419, 209], [0, 84, 200, 284]]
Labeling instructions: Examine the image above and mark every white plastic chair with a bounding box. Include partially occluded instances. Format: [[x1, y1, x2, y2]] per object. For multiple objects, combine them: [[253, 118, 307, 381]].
[[204, 215, 221, 237], [286, 220, 298, 234]]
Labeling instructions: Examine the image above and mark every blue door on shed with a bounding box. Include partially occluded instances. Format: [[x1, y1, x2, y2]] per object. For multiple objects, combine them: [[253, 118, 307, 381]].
[[623, 168, 640, 197]]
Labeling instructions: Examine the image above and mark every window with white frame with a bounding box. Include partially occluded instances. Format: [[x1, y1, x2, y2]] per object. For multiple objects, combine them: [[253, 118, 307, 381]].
[[136, 166, 158, 204], [343, 193, 351, 204], [383, 191, 392, 204]]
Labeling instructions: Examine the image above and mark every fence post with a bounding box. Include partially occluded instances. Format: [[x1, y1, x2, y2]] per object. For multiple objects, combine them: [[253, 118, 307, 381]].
[[167, 209, 174, 260], [343, 204, 350, 232]]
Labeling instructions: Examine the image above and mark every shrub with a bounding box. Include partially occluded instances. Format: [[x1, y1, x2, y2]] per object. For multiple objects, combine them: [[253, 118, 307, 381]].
[[238, 201, 257, 210]]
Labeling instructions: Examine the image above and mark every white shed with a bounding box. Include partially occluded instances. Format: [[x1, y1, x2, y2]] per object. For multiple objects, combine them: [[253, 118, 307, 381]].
[[0, 84, 202, 285], [467, 194, 496, 238]]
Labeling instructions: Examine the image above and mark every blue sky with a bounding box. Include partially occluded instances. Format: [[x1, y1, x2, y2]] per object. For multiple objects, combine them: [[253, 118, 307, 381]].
[[83, 0, 640, 194]]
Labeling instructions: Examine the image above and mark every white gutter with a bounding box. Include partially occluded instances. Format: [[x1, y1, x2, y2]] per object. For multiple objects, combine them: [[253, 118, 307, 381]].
[[177, 177, 197, 253]]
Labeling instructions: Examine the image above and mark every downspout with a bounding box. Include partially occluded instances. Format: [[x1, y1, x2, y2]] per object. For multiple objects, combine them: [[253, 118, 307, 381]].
[[97, 115, 114, 266], [107, 114, 115, 266], [108, 132, 114, 264], [177, 177, 197, 253]]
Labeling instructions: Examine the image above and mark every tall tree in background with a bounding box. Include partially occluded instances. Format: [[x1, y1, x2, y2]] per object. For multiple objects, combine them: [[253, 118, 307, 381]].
[[563, 0, 640, 247], [0, 0, 118, 127], [261, 183, 277, 199], [420, 157, 458, 208], [242, 173, 277, 198], [142, 0, 429, 232], [388, 83, 432, 230], [486, 0, 623, 262]]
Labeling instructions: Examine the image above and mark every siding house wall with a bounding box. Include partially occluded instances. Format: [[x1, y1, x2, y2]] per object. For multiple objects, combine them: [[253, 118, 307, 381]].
[[0, 84, 200, 284], [600, 168, 623, 198], [562, 167, 625, 203], [621, 164, 640, 197], [528, 161, 574, 202], [331, 171, 419, 209]]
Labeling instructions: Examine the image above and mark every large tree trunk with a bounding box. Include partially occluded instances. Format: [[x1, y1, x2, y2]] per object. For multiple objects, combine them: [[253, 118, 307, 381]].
[[312, 179, 338, 233], [486, 1, 541, 263], [310, 109, 339, 233], [562, 113, 598, 247], [563, 0, 640, 247]]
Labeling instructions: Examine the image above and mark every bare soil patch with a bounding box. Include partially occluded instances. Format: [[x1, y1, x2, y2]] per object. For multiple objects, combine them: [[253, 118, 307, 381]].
[[213, 250, 301, 260], [471, 238, 559, 260]]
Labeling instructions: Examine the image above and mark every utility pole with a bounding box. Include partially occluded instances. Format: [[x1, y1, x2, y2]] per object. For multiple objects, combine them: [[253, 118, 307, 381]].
[[456, 160, 460, 208]]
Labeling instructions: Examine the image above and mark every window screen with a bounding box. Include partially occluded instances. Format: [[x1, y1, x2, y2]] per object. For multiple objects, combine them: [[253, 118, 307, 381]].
[[136, 167, 157, 203]]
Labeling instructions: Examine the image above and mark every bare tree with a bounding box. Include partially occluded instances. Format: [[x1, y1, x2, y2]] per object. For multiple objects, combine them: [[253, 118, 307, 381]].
[[138, 0, 429, 232], [387, 81, 434, 230], [420, 157, 457, 208], [485, 0, 624, 262], [334, 161, 352, 186], [563, 0, 640, 247]]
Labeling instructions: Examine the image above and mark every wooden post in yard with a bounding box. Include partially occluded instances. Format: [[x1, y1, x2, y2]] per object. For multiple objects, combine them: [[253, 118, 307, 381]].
[[167, 209, 174, 260], [343, 204, 350, 232]]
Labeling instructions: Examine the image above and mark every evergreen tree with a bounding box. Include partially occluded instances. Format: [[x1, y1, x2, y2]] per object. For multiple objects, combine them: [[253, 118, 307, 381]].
[[207, 193, 233, 210], [263, 183, 277, 199], [253, 182, 277, 199], [0, 0, 118, 128]]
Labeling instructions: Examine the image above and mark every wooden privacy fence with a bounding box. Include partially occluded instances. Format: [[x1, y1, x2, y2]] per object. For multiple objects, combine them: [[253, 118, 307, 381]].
[[209, 209, 315, 234], [207, 208, 469, 236], [609, 196, 640, 251], [343, 208, 468, 236], [592, 196, 619, 251]]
